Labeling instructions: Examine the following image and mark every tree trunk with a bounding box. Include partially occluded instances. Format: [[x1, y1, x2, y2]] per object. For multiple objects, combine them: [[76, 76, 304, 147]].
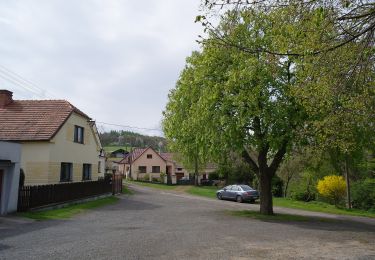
[[194, 157, 199, 186], [345, 157, 352, 209], [259, 171, 274, 215], [284, 176, 290, 198]]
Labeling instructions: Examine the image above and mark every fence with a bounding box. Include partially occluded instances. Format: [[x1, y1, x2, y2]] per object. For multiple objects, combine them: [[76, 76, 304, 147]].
[[18, 179, 113, 212], [112, 174, 123, 195]]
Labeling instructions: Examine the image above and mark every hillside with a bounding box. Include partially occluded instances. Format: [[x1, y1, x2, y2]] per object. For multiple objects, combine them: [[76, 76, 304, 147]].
[[99, 130, 167, 152]]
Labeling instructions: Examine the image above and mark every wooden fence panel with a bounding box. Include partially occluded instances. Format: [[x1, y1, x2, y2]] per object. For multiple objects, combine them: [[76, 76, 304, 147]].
[[17, 179, 112, 212]]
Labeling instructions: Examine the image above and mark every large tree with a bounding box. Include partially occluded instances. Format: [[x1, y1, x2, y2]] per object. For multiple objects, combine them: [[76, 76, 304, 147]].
[[164, 6, 374, 214], [165, 10, 308, 214]]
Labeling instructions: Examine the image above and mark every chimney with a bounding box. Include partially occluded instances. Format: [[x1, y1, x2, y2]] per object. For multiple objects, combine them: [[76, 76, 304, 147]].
[[0, 90, 13, 108]]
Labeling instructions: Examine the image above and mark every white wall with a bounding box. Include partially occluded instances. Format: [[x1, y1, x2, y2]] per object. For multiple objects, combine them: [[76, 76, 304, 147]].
[[0, 141, 21, 215]]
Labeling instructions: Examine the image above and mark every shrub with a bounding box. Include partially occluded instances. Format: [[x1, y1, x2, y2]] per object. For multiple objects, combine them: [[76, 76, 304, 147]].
[[208, 172, 219, 180], [160, 172, 166, 183], [152, 177, 161, 183], [351, 178, 375, 211], [143, 174, 150, 182], [317, 175, 346, 206], [290, 190, 316, 202], [272, 175, 283, 197]]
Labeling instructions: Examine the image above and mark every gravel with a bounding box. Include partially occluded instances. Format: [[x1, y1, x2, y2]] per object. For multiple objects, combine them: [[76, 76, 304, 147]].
[[0, 184, 374, 260]]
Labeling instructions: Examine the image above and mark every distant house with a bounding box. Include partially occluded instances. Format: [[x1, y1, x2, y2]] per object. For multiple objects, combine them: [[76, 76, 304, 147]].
[[109, 149, 128, 158], [117, 147, 216, 184], [0, 141, 21, 215], [0, 90, 105, 185]]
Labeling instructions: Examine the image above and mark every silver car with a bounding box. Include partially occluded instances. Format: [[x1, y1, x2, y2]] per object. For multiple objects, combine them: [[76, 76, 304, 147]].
[[216, 184, 259, 203]]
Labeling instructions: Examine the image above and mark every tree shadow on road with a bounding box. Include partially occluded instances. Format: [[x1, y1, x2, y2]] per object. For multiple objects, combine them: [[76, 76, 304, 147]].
[[227, 210, 375, 233]]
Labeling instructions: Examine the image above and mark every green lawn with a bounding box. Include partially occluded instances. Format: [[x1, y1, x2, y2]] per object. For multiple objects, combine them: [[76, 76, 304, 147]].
[[128, 181, 375, 218], [186, 186, 218, 199], [19, 196, 119, 220], [273, 197, 375, 218], [228, 210, 335, 222], [126, 180, 178, 190]]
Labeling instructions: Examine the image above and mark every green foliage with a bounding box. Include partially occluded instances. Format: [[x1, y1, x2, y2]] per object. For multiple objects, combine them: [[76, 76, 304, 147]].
[[317, 175, 346, 206], [289, 171, 317, 202], [164, 4, 375, 215], [152, 177, 161, 183], [142, 174, 150, 182], [273, 197, 375, 218], [208, 172, 219, 181], [216, 152, 256, 185], [100, 130, 167, 152], [271, 175, 283, 197], [351, 178, 375, 211]]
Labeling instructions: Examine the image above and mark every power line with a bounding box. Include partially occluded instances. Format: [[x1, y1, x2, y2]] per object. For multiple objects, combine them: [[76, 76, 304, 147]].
[[0, 64, 58, 99], [96, 121, 163, 133], [0, 70, 44, 98]]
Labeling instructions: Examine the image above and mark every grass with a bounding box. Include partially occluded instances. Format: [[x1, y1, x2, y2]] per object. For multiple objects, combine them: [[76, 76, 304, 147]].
[[273, 197, 375, 218], [128, 181, 375, 218], [186, 186, 218, 199], [19, 196, 119, 220], [228, 210, 334, 222], [122, 185, 134, 195], [126, 180, 178, 190]]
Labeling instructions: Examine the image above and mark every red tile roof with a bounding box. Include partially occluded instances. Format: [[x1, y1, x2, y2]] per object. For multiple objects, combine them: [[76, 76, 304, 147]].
[[118, 147, 168, 164], [0, 100, 91, 141]]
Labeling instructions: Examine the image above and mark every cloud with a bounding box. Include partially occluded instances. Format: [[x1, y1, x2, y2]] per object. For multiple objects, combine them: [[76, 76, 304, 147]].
[[0, 0, 203, 136]]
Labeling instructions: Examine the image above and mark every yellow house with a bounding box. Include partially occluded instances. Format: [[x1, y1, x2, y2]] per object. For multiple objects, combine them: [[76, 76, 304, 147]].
[[0, 90, 105, 185]]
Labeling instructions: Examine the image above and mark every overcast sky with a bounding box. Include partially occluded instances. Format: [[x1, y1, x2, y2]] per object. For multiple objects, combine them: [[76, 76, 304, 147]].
[[0, 0, 204, 136]]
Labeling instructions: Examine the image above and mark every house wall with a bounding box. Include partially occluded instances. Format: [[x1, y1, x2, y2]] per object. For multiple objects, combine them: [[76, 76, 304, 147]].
[[0, 141, 21, 215], [21, 112, 103, 185], [131, 148, 167, 180]]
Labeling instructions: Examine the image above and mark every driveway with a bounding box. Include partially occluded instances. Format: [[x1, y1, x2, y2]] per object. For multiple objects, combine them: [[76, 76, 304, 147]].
[[0, 184, 374, 260]]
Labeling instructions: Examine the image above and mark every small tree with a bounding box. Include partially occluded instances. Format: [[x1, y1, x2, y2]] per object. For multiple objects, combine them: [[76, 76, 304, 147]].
[[317, 175, 346, 206]]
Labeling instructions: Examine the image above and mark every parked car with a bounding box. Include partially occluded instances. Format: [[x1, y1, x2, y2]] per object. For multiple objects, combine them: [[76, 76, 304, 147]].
[[216, 185, 259, 203]]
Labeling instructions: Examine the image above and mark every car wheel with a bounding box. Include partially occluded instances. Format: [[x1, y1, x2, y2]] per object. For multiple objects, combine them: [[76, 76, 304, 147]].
[[217, 193, 222, 200], [236, 195, 243, 203]]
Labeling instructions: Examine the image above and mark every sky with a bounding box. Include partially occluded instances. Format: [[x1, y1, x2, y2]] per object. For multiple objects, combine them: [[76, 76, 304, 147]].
[[0, 0, 204, 137]]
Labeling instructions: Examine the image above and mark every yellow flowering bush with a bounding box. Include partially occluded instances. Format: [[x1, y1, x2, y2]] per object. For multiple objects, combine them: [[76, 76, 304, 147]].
[[317, 175, 346, 206]]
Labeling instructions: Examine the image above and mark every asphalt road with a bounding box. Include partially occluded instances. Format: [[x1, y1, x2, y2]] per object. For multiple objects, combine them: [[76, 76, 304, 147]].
[[0, 184, 374, 260]]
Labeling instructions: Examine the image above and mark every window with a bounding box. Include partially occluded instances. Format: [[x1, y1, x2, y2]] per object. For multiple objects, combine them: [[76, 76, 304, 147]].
[[98, 161, 101, 173], [74, 125, 84, 144], [138, 166, 146, 173], [152, 166, 160, 173], [147, 154, 152, 159], [82, 164, 92, 180], [177, 167, 183, 171], [60, 163, 72, 182]]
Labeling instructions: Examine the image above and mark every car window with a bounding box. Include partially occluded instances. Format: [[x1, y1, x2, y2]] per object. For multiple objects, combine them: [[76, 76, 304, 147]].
[[239, 185, 253, 191], [224, 185, 232, 190]]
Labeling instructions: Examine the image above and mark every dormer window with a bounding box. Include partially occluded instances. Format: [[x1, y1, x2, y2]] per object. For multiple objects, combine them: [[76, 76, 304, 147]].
[[74, 125, 84, 144], [147, 154, 152, 159]]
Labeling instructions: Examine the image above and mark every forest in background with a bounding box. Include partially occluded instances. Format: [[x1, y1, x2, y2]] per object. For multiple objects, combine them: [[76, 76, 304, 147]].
[[99, 130, 167, 152]]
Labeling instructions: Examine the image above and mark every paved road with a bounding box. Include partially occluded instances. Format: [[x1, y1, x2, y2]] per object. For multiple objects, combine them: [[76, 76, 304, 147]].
[[0, 184, 374, 260]]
